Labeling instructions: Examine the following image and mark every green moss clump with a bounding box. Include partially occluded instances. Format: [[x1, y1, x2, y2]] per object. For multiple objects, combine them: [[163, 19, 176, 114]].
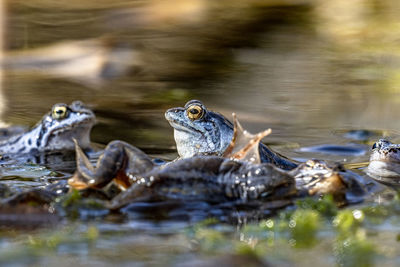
[[56, 189, 108, 219], [296, 195, 338, 218], [194, 228, 227, 252], [289, 209, 321, 248], [234, 241, 263, 259], [334, 231, 376, 267], [333, 209, 364, 234], [61, 189, 82, 208], [86, 226, 99, 241]]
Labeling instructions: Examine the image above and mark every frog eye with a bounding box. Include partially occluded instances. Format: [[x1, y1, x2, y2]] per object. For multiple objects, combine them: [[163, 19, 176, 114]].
[[187, 104, 204, 121], [305, 160, 315, 168], [52, 106, 68, 120], [372, 139, 387, 150], [372, 142, 377, 150]]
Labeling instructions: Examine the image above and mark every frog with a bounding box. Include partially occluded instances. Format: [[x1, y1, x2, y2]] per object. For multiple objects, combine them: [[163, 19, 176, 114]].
[[165, 100, 297, 170], [291, 159, 366, 204], [68, 115, 365, 210], [367, 139, 400, 183], [69, 139, 297, 209], [0, 101, 95, 155]]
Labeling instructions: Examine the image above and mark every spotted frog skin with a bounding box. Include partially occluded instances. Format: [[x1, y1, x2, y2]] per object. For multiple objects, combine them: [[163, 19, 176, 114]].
[[0, 101, 95, 155], [367, 139, 400, 181], [165, 100, 297, 170], [69, 140, 297, 208], [69, 141, 365, 209]]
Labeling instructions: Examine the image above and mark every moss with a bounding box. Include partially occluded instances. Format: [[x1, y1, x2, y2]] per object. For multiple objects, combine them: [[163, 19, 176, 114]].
[[333, 209, 364, 234], [234, 242, 261, 258], [86, 226, 99, 241], [361, 205, 389, 224], [334, 232, 377, 267], [61, 189, 82, 208], [296, 195, 338, 217], [56, 189, 108, 219], [288, 209, 321, 248], [194, 228, 227, 252], [28, 231, 66, 249]]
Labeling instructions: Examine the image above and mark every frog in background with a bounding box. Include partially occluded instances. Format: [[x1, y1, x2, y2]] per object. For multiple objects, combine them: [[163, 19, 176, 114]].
[[0, 101, 95, 155]]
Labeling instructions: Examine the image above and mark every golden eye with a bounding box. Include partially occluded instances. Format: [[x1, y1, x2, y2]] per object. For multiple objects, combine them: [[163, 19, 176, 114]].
[[52, 106, 68, 120], [305, 160, 315, 168], [187, 104, 204, 121]]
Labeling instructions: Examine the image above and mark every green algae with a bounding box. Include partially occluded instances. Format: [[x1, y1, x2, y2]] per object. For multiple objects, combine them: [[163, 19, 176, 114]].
[[334, 232, 376, 267], [186, 195, 397, 266], [24, 224, 101, 258], [333, 209, 365, 234], [289, 209, 321, 248], [296, 194, 338, 218], [56, 189, 109, 219], [0, 193, 398, 266], [332, 209, 377, 267]]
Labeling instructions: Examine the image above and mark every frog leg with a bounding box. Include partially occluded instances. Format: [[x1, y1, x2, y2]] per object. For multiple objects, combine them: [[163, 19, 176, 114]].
[[69, 140, 154, 190]]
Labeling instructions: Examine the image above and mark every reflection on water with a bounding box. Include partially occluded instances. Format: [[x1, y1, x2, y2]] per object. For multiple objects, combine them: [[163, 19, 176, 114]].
[[2, 0, 400, 266], [4, 38, 138, 87], [0, 1, 6, 128], [4, 0, 400, 148]]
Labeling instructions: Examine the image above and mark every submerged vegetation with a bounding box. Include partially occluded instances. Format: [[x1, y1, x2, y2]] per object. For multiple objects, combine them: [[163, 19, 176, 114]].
[[188, 194, 400, 266], [1, 194, 397, 266]]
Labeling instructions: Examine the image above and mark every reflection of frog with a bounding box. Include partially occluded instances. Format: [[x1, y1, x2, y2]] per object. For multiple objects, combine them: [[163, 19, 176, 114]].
[[367, 139, 400, 183], [0, 101, 95, 155], [165, 100, 297, 170]]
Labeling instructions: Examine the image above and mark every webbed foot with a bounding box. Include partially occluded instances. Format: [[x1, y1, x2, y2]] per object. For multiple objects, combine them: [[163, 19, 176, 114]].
[[223, 113, 271, 164], [69, 139, 154, 190]]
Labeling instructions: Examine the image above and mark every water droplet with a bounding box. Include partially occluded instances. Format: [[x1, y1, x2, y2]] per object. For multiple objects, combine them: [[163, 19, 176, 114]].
[[265, 219, 274, 228], [353, 209, 363, 220]]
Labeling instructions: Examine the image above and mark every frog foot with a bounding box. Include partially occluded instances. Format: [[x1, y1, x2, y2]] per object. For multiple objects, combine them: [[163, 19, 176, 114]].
[[69, 139, 154, 190], [223, 113, 271, 164]]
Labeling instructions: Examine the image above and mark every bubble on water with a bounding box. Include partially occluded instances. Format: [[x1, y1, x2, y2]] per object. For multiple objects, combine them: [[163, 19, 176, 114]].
[[265, 219, 274, 228], [353, 209, 363, 220]]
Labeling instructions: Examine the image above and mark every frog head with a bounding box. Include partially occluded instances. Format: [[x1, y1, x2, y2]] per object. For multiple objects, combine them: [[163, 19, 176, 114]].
[[165, 100, 233, 158]]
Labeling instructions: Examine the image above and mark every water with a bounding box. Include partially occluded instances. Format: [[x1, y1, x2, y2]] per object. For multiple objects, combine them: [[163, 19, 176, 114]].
[[2, 0, 400, 266]]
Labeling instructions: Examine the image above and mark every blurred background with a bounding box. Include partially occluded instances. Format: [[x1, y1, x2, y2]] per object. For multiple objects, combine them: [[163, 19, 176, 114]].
[[3, 0, 400, 160]]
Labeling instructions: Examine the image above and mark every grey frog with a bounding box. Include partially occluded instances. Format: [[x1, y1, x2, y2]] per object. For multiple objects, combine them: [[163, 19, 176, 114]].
[[367, 139, 400, 182], [0, 101, 95, 155], [165, 100, 297, 170]]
